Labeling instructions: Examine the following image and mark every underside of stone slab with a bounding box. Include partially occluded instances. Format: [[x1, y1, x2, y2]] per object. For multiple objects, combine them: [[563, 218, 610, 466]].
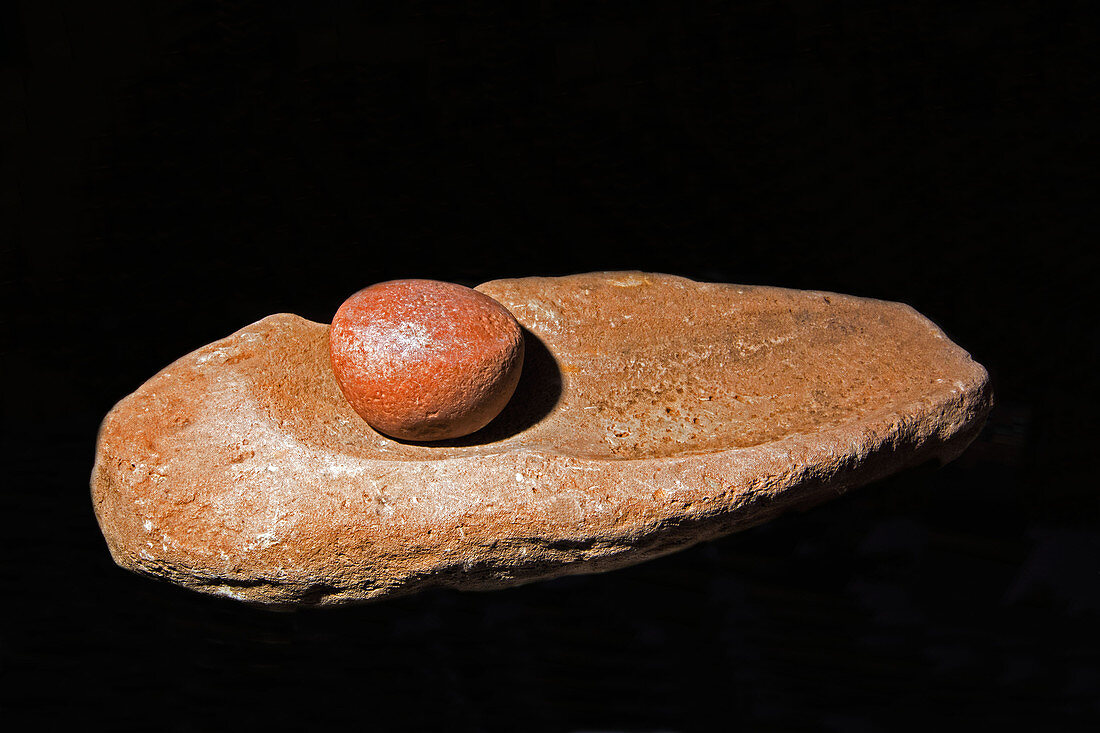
[[91, 272, 992, 606]]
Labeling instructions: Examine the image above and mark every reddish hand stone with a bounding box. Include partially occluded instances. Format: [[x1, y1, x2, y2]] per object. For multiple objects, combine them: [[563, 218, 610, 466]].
[[329, 279, 525, 441]]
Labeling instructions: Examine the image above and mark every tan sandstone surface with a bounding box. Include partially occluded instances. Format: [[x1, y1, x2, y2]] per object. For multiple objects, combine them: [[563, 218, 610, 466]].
[[91, 271, 992, 606]]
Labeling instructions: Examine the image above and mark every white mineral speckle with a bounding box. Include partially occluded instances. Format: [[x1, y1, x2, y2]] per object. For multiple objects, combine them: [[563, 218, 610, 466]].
[[212, 587, 246, 601], [255, 531, 279, 549], [361, 320, 432, 358], [323, 463, 367, 478]]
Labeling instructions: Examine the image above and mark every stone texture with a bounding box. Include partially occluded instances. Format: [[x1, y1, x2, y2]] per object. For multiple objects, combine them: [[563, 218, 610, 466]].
[[91, 271, 992, 607], [329, 279, 524, 441]]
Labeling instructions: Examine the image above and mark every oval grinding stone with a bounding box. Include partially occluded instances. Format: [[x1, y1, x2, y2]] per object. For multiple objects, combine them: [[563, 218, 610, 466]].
[[91, 272, 992, 606]]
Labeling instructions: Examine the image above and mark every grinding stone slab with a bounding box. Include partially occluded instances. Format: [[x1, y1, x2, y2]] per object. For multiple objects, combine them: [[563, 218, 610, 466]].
[[91, 271, 992, 606]]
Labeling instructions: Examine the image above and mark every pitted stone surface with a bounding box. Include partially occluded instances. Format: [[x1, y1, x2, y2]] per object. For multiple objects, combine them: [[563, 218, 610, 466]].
[[91, 271, 992, 606]]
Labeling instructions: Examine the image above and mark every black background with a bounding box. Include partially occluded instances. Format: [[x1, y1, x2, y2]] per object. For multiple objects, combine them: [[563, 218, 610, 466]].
[[3, 1, 1097, 730]]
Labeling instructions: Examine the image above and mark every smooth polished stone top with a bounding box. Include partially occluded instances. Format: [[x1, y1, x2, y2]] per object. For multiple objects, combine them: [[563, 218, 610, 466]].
[[329, 279, 524, 441]]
